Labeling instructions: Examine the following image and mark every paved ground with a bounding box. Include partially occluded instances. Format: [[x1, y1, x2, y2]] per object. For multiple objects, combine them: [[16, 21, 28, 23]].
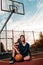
[[0, 52, 43, 65]]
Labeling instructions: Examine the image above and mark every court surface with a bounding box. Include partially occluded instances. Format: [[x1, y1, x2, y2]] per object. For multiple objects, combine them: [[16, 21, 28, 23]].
[[0, 52, 43, 65]]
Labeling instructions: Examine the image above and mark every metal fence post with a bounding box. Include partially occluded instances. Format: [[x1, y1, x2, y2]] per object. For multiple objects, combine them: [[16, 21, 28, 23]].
[[32, 31, 35, 43], [5, 25, 7, 51], [0, 32, 1, 53]]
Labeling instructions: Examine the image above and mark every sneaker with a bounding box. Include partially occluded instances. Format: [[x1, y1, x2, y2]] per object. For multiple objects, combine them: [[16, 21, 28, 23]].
[[10, 57, 15, 64]]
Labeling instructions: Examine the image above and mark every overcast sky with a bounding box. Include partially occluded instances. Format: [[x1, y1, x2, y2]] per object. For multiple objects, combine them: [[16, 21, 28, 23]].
[[0, 0, 43, 31]]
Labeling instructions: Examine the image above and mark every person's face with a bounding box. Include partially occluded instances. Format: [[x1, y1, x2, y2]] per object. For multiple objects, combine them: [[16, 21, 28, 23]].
[[20, 36, 25, 42]]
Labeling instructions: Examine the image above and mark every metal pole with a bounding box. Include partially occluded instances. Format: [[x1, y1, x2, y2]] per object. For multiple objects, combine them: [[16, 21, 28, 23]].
[[5, 25, 7, 51], [0, 11, 13, 34], [0, 33, 1, 53], [32, 31, 35, 43], [12, 30, 14, 44], [23, 30, 25, 37], [0, 11, 13, 52], [0, 32, 1, 42]]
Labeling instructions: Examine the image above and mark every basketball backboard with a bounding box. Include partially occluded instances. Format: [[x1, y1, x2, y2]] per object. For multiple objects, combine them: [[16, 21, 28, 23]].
[[1, 0, 25, 15]]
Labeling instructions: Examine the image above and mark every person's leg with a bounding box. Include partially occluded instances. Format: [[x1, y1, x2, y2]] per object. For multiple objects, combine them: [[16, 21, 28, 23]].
[[12, 48, 15, 57], [24, 55, 31, 61], [12, 44, 20, 54], [12, 46, 20, 57], [10, 45, 20, 64]]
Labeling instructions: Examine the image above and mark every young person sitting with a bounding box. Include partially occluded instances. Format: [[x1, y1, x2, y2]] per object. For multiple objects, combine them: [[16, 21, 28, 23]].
[[10, 35, 31, 64]]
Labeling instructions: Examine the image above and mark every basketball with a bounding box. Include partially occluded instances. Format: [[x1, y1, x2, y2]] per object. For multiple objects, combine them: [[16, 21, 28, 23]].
[[15, 54, 23, 61]]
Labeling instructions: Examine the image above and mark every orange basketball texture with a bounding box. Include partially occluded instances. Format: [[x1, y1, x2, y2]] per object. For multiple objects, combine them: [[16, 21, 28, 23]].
[[15, 54, 23, 61]]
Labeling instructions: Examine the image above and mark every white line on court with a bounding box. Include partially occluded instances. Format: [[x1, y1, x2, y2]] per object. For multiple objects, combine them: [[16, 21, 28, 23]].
[[32, 58, 43, 61], [0, 58, 43, 63]]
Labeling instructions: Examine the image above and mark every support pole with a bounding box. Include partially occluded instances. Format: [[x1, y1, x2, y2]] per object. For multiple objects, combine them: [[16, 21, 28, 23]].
[[12, 30, 14, 44], [0, 11, 13, 52], [32, 31, 35, 43], [23, 30, 25, 38], [0, 11, 13, 34], [5, 25, 7, 51], [0, 33, 1, 53]]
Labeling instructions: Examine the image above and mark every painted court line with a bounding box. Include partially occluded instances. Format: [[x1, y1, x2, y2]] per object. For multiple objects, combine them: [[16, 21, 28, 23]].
[[32, 58, 43, 61], [0, 58, 43, 63], [0, 60, 9, 63]]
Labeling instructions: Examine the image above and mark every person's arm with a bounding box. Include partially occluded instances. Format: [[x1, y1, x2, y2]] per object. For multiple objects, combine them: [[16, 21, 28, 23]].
[[13, 42, 19, 48], [12, 43, 20, 53]]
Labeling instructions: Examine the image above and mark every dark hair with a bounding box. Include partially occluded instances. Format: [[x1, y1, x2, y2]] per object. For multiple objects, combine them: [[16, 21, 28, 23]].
[[20, 35, 25, 43], [17, 38, 21, 43]]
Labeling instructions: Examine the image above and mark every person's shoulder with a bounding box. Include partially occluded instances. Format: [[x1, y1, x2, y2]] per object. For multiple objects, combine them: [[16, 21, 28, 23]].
[[26, 42, 30, 46], [26, 42, 29, 44]]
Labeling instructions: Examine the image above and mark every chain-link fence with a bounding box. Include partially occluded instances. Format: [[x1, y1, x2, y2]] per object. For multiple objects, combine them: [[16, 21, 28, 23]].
[[0, 30, 43, 53]]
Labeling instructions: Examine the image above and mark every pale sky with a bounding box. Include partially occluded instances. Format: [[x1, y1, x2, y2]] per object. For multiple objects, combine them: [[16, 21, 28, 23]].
[[0, 0, 43, 31]]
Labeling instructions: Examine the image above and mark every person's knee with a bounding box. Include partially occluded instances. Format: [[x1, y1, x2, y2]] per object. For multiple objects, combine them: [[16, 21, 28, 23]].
[[24, 55, 31, 61], [28, 55, 32, 61], [27, 55, 31, 60], [12, 45, 16, 50]]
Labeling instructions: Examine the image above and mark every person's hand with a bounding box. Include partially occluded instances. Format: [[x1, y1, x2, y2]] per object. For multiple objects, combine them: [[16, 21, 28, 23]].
[[14, 43, 19, 46], [12, 43, 19, 49]]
